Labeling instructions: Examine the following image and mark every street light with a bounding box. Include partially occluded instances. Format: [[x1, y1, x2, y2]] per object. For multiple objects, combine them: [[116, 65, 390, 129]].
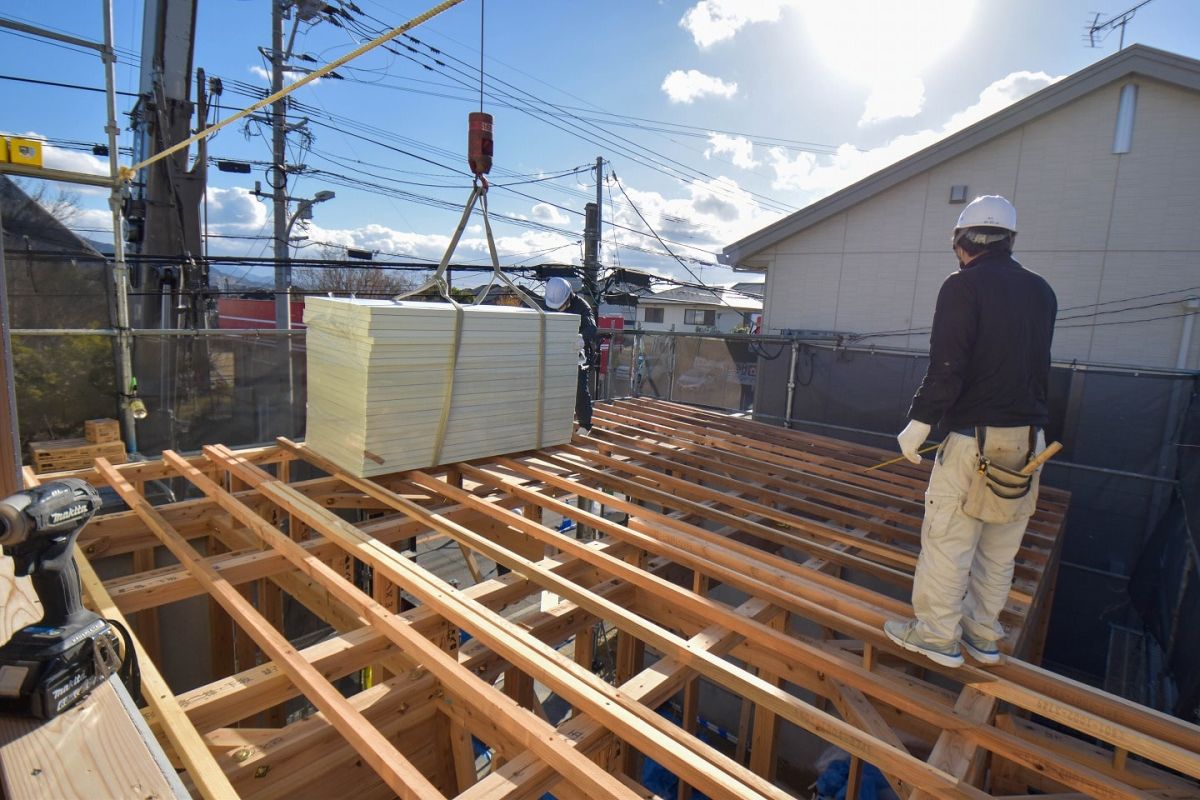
[[276, 189, 335, 330]]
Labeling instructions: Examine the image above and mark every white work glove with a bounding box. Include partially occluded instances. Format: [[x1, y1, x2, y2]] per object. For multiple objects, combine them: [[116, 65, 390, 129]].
[[897, 420, 932, 464]]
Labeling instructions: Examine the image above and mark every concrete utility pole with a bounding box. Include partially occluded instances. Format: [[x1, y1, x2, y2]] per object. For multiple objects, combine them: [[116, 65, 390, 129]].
[[582, 157, 603, 309], [272, 0, 290, 331]]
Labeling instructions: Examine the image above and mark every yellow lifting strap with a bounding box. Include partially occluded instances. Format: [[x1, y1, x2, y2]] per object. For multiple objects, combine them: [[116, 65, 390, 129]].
[[392, 182, 547, 465], [473, 190, 548, 450]]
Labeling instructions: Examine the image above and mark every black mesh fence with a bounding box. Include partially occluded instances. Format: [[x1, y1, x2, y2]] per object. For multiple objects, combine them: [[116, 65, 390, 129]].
[[1130, 386, 1200, 720], [615, 334, 1197, 710], [128, 332, 307, 454]]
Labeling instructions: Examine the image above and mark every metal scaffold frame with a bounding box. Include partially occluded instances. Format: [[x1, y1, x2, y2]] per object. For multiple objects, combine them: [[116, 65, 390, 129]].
[[13, 399, 1200, 799]]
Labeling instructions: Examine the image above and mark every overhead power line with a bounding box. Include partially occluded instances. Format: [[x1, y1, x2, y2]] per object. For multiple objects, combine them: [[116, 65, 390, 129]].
[[334, 9, 797, 216], [0, 73, 139, 97], [611, 173, 737, 310]]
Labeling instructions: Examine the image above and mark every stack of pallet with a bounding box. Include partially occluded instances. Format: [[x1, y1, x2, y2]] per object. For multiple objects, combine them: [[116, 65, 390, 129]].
[[28, 418, 126, 474], [304, 297, 579, 478]]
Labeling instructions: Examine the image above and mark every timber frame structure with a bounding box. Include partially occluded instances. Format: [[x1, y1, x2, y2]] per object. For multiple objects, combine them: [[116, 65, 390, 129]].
[[16, 398, 1200, 799]]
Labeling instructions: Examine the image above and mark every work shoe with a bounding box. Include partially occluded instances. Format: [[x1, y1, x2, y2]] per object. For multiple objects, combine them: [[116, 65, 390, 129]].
[[961, 629, 1002, 665], [577, 426, 592, 438], [883, 619, 964, 668]]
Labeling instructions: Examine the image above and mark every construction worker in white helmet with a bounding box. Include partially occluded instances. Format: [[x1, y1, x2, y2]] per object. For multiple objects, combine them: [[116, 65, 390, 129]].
[[544, 276, 597, 435], [884, 195, 1058, 668]]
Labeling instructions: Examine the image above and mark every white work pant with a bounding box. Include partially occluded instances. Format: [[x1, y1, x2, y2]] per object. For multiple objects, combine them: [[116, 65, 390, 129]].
[[910, 427, 1044, 647]]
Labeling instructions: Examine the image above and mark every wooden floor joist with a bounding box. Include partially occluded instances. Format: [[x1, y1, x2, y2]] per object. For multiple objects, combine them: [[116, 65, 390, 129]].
[[6, 397, 1198, 799]]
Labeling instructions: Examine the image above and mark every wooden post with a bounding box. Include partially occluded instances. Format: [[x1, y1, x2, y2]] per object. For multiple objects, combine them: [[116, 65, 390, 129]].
[[678, 571, 709, 800], [747, 612, 786, 780]]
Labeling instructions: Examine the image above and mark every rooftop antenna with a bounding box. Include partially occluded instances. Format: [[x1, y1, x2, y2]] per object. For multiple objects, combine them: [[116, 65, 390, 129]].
[[1085, 0, 1156, 49]]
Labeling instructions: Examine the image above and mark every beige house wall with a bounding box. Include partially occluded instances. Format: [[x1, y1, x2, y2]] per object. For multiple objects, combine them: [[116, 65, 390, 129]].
[[761, 77, 1200, 369]]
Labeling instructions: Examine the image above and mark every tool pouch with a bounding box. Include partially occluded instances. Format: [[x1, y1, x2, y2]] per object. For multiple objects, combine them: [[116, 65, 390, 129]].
[[961, 427, 1039, 524]]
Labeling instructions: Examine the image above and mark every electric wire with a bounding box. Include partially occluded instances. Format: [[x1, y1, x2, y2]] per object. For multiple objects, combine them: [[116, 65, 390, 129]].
[[334, 10, 796, 215], [611, 173, 737, 309], [1, 68, 727, 254]]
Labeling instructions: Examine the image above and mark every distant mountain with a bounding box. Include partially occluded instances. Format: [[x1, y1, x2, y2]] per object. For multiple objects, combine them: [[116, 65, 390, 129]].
[[81, 236, 114, 256], [210, 265, 273, 291]]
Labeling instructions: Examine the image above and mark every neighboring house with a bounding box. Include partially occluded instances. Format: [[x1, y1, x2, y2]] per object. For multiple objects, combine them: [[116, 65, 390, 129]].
[[722, 45, 1200, 370], [637, 285, 761, 333], [730, 280, 764, 298]]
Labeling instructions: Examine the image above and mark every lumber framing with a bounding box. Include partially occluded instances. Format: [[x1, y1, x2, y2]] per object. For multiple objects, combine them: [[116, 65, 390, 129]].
[[8, 398, 1198, 799]]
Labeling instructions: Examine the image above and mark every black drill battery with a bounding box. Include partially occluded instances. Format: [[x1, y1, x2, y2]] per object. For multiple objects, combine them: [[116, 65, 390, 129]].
[[0, 616, 120, 719]]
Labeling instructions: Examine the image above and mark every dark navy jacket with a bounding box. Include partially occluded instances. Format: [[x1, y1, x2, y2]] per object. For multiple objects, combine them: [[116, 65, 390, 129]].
[[909, 253, 1057, 430]]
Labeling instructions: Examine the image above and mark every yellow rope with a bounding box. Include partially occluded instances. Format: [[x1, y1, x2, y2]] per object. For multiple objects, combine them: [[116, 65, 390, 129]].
[[118, 0, 465, 182], [863, 443, 940, 472]]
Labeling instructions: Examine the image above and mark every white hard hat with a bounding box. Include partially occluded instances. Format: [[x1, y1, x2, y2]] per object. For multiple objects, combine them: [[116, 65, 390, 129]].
[[545, 277, 572, 310], [955, 195, 1017, 234]]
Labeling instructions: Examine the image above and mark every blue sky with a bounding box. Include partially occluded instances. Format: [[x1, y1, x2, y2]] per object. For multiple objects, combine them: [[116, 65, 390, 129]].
[[3, 0, 1200, 288]]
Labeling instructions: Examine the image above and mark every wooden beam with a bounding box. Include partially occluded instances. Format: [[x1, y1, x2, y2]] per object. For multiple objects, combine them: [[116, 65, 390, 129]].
[[268, 443, 984, 799], [448, 460, 1174, 798], [77, 550, 237, 799], [224, 443, 783, 800], [910, 688, 996, 800], [165, 449, 642, 800], [478, 454, 1199, 790], [94, 457, 446, 800], [10, 453, 245, 800], [460, 596, 780, 800]]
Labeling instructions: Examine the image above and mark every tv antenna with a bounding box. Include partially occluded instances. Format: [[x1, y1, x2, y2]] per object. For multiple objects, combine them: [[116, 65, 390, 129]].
[[1085, 0, 1156, 49]]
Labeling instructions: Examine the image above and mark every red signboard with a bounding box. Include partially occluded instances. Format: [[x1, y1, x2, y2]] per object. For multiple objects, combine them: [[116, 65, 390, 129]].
[[597, 315, 624, 374], [217, 298, 305, 329]]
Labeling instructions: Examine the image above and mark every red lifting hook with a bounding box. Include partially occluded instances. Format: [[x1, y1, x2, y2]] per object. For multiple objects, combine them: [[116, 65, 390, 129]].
[[467, 111, 493, 183]]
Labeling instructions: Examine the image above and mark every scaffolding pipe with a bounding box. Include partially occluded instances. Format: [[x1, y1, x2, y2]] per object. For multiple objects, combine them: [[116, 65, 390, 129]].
[[631, 333, 642, 397], [102, 0, 137, 454], [666, 336, 677, 402], [784, 340, 799, 429]]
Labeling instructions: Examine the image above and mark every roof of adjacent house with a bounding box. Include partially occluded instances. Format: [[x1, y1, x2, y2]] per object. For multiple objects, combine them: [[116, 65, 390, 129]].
[[0, 174, 105, 256], [721, 45, 1200, 270], [638, 285, 762, 311]]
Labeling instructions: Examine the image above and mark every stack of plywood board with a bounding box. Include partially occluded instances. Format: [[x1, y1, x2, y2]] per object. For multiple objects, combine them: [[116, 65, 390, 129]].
[[29, 438, 126, 474], [304, 296, 579, 477]]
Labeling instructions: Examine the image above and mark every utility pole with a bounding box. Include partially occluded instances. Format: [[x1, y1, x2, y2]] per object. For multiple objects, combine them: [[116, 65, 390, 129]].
[[272, 0, 290, 331], [582, 156, 603, 310]]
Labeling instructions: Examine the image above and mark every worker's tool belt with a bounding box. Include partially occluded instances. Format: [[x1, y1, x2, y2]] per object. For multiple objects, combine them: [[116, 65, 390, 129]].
[[961, 426, 1039, 524]]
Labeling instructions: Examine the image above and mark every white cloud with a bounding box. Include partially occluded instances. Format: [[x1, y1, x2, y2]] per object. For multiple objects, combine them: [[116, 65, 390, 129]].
[[205, 186, 271, 231], [42, 146, 109, 176], [945, 70, 1060, 130], [608, 176, 778, 268], [249, 64, 317, 85], [661, 70, 738, 104], [530, 202, 569, 225], [680, 0, 793, 47], [73, 208, 115, 233], [768, 70, 1061, 196], [860, 76, 926, 126], [704, 133, 759, 169], [298, 222, 576, 268]]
